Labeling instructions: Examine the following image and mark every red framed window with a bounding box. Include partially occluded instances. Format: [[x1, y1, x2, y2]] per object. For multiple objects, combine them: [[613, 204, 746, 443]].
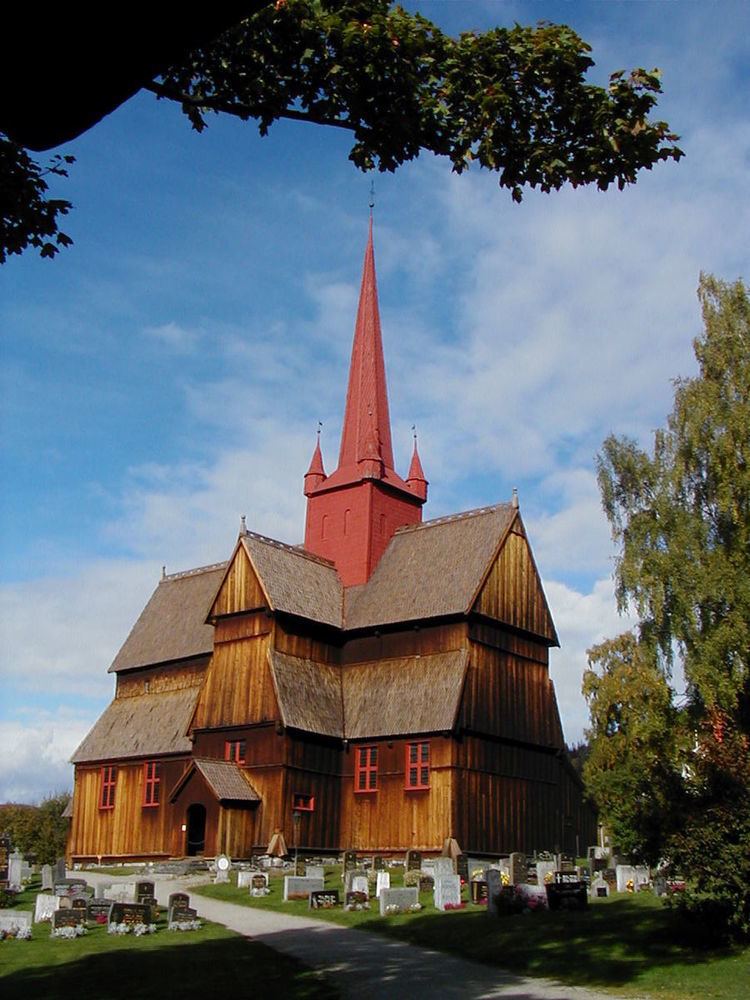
[[355, 745, 378, 792], [405, 742, 430, 790], [292, 793, 315, 812], [225, 739, 246, 764], [99, 765, 117, 810], [143, 761, 161, 807]]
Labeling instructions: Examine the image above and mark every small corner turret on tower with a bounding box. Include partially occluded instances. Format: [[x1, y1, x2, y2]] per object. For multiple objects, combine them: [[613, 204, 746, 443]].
[[303, 218, 427, 586]]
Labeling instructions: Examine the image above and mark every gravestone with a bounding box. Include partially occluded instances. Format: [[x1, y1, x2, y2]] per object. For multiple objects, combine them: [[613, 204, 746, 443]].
[[41, 864, 54, 891], [8, 851, 24, 888], [405, 850, 422, 872], [71, 894, 88, 910], [351, 875, 369, 897], [486, 868, 503, 917], [310, 889, 340, 909], [214, 855, 232, 883], [429, 857, 454, 877], [633, 866, 650, 891], [536, 860, 556, 887], [434, 875, 461, 911], [419, 874, 434, 893], [251, 874, 269, 896], [344, 868, 366, 894], [652, 875, 667, 897], [376, 871, 390, 897], [96, 881, 113, 899], [52, 908, 85, 930], [470, 880, 488, 904], [0, 909, 32, 933], [168, 892, 197, 922], [342, 851, 358, 877], [54, 857, 66, 882], [509, 852, 526, 885], [135, 879, 155, 901], [34, 893, 58, 923], [0, 834, 11, 884], [305, 865, 325, 880], [545, 872, 587, 911], [373, 855, 385, 871], [109, 901, 153, 925], [283, 875, 324, 901], [58, 896, 72, 908], [456, 854, 469, 883], [237, 871, 252, 889], [88, 899, 117, 921], [590, 875, 609, 898], [379, 886, 418, 916], [603, 868, 617, 891]]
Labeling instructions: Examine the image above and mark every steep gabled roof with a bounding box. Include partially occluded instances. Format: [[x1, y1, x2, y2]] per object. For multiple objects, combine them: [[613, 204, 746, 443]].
[[169, 758, 261, 803], [268, 649, 468, 739], [242, 533, 343, 628], [70, 687, 200, 763], [344, 504, 516, 629], [109, 564, 226, 673]]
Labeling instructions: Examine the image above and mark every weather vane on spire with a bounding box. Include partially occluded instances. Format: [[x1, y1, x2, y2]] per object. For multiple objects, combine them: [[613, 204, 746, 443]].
[[369, 179, 375, 215]]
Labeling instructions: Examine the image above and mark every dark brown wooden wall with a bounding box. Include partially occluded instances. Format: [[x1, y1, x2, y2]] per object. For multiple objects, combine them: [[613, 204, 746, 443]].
[[115, 658, 209, 698]]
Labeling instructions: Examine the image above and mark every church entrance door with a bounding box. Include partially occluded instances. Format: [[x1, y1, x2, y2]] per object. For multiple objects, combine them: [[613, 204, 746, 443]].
[[186, 803, 206, 856]]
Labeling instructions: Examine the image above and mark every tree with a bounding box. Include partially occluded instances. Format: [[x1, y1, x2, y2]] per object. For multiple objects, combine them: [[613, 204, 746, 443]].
[[0, 793, 71, 865], [1, 0, 682, 262], [586, 274, 750, 939]]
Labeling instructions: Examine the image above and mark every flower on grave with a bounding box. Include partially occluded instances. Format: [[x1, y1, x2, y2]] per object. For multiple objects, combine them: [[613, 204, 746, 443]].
[[51, 925, 88, 939], [16, 926, 32, 940], [544, 871, 554, 884], [133, 922, 157, 936], [108, 922, 132, 935], [384, 904, 402, 915], [403, 869, 421, 887], [408, 902, 422, 912], [442, 902, 465, 911], [626, 879, 634, 893], [500, 872, 510, 886], [168, 919, 203, 932], [470, 869, 484, 881]]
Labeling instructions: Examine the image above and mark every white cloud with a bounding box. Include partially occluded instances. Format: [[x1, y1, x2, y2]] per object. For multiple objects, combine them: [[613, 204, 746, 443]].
[[143, 321, 200, 353], [0, 713, 90, 803]]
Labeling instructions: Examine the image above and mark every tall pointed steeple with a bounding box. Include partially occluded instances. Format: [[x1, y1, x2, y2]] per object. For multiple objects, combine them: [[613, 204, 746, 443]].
[[303, 220, 428, 586]]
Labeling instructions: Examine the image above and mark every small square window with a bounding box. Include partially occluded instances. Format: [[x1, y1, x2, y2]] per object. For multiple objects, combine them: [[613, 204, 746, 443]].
[[292, 793, 315, 812]]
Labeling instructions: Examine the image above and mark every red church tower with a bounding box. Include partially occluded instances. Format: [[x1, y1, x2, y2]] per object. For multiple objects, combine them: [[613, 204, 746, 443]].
[[303, 220, 428, 586]]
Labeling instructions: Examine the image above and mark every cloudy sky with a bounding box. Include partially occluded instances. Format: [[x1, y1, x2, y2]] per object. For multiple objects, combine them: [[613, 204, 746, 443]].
[[1, 1, 748, 803]]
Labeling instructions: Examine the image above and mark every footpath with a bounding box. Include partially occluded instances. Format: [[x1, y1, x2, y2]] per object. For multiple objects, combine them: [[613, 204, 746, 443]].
[[85, 871, 641, 1000]]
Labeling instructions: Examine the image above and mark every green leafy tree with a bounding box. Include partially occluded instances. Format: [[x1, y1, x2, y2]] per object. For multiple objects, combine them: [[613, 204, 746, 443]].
[[0, 793, 71, 865], [1, 0, 682, 262], [587, 274, 750, 938]]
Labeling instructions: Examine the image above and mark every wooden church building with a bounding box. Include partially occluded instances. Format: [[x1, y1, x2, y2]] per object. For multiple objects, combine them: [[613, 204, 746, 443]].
[[68, 224, 595, 863]]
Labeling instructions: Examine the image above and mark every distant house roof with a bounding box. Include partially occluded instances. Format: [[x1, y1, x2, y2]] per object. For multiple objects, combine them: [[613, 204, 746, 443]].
[[109, 564, 226, 673], [70, 687, 201, 763], [242, 533, 343, 628], [169, 758, 260, 804], [345, 504, 515, 630], [268, 649, 468, 740]]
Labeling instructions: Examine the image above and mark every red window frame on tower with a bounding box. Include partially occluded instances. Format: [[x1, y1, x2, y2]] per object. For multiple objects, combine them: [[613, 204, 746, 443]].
[[354, 745, 378, 792], [225, 739, 246, 764], [405, 741, 430, 790], [143, 761, 161, 807], [292, 793, 315, 812], [99, 765, 117, 810]]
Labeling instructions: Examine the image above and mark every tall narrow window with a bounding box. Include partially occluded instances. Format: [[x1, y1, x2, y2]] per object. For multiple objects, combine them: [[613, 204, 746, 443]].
[[225, 739, 246, 764], [355, 745, 378, 792], [143, 761, 161, 807], [405, 742, 430, 790], [99, 765, 117, 810]]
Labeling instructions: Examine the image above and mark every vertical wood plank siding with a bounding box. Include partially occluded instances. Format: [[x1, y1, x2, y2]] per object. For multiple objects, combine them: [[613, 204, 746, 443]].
[[210, 546, 266, 617]]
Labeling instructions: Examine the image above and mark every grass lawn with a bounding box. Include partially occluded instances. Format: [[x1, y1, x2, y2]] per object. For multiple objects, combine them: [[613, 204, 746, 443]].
[[0, 883, 337, 1000], [197, 870, 750, 1000]]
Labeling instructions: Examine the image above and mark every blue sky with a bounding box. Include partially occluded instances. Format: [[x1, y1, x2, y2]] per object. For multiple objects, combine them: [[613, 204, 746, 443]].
[[1, 1, 748, 802]]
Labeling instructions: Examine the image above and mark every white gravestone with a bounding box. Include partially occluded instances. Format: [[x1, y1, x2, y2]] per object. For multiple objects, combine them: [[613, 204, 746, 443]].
[[376, 871, 390, 897], [431, 857, 455, 877], [590, 875, 609, 898], [351, 875, 369, 896], [214, 854, 232, 883], [34, 893, 58, 923], [237, 871, 252, 889], [0, 909, 32, 932], [536, 861, 556, 886], [433, 875, 461, 911], [8, 852, 23, 889], [283, 876, 324, 901], [379, 887, 418, 916], [305, 865, 325, 880]]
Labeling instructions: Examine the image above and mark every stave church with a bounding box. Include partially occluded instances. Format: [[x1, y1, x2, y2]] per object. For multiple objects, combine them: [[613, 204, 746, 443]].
[[67, 222, 595, 862]]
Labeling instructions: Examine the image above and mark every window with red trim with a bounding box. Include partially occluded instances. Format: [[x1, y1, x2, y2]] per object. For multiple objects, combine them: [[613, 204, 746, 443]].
[[143, 761, 161, 807], [292, 793, 315, 811], [405, 741, 430, 789], [355, 745, 378, 792], [99, 765, 117, 809], [225, 739, 246, 764]]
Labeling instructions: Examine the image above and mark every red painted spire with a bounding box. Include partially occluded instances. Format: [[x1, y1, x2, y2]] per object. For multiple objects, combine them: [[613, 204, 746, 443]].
[[406, 434, 428, 501], [303, 429, 327, 495], [337, 217, 395, 474]]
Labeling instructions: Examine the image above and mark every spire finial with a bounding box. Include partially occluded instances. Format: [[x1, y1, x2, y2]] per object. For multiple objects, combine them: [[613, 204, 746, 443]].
[[240, 514, 247, 535], [317, 420, 322, 441], [369, 179, 375, 215], [161, 565, 166, 580], [512, 487, 519, 509]]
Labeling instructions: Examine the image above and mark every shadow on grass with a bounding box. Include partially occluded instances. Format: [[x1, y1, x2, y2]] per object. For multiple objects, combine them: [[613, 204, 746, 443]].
[[1, 934, 337, 1000], [358, 895, 740, 990]]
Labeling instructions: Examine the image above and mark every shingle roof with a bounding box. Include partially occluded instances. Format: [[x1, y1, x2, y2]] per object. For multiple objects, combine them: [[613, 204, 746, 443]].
[[268, 649, 468, 739], [109, 564, 226, 673], [242, 534, 343, 628], [344, 505, 515, 630], [269, 651, 343, 738], [169, 758, 260, 803], [70, 687, 200, 763]]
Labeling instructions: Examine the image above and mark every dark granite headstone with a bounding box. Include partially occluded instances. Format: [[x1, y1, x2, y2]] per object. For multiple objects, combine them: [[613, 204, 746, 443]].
[[135, 880, 155, 902], [343, 851, 358, 874], [486, 869, 502, 916], [109, 901, 153, 925], [169, 891, 190, 912], [251, 875, 267, 891], [52, 908, 85, 929], [418, 875, 434, 893], [345, 890, 368, 907], [54, 858, 66, 881], [545, 872, 588, 911], [509, 852, 526, 885], [87, 899, 116, 921], [71, 894, 88, 909], [456, 854, 469, 883], [373, 855, 385, 871], [405, 850, 422, 872], [309, 889, 340, 909]]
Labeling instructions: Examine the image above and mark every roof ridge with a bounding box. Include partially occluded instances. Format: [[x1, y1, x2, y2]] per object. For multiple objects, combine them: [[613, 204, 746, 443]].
[[162, 561, 228, 581], [243, 530, 337, 569], [394, 502, 512, 534]]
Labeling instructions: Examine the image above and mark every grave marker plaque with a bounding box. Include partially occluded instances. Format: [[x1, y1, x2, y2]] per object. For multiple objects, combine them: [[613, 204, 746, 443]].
[[379, 887, 418, 916], [405, 850, 422, 872], [0, 909, 32, 933], [34, 893, 58, 923], [434, 875, 461, 911], [109, 901, 153, 925], [87, 899, 116, 921], [486, 869, 503, 917], [135, 880, 155, 901], [545, 872, 588, 911], [305, 865, 325, 880], [41, 864, 54, 891], [509, 852, 526, 885], [283, 875, 324, 901], [8, 851, 23, 888], [375, 871, 390, 897], [456, 854, 469, 883], [418, 875, 434, 893], [373, 855, 385, 871], [54, 857, 66, 881], [52, 908, 85, 929], [346, 890, 368, 907], [343, 851, 358, 874]]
